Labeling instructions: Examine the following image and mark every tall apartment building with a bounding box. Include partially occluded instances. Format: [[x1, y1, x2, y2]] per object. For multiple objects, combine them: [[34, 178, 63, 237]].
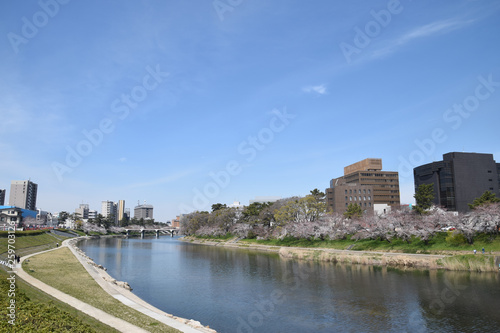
[[414, 152, 500, 212], [9, 180, 38, 211], [101, 200, 118, 224], [0, 189, 5, 206], [134, 203, 153, 220], [326, 158, 400, 214], [118, 200, 125, 223]]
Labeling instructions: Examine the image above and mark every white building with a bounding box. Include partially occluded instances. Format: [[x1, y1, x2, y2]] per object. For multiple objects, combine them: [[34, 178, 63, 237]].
[[101, 200, 118, 224]]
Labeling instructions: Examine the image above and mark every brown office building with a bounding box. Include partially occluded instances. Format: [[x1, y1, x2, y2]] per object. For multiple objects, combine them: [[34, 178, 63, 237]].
[[326, 158, 400, 214]]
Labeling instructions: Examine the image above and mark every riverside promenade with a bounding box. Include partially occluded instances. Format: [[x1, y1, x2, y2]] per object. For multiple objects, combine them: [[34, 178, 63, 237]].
[[16, 238, 215, 333]]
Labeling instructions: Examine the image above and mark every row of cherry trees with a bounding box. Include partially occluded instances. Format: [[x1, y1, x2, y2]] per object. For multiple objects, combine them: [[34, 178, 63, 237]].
[[180, 196, 500, 244]]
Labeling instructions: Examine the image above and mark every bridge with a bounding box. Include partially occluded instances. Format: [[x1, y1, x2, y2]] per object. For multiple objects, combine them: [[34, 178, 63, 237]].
[[124, 228, 180, 238]]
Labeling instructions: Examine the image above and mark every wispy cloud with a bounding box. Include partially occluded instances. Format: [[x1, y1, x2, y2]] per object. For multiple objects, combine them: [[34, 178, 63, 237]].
[[125, 168, 199, 189], [302, 84, 328, 95], [371, 18, 474, 59], [399, 18, 472, 43]]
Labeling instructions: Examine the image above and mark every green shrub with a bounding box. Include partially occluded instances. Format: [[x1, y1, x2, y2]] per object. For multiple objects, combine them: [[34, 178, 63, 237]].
[[445, 231, 467, 246], [0, 230, 46, 238]]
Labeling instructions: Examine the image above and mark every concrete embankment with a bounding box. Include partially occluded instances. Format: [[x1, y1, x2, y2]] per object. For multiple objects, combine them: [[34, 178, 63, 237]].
[[72, 236, 216, 333], [183, 237, 500, 272], [278, 247, 445, 269]]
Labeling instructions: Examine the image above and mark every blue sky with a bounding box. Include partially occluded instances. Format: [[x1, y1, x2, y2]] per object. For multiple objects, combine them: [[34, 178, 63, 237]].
[[1, 0, 499, 221]]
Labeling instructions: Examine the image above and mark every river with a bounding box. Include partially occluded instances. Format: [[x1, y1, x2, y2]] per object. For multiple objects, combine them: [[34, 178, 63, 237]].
[[78, 236, 500, 333]]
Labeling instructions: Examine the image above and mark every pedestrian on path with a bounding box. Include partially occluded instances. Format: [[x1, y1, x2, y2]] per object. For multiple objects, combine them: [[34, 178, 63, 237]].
[[482, 247, 485, 254], [474, 249, 477, 255]]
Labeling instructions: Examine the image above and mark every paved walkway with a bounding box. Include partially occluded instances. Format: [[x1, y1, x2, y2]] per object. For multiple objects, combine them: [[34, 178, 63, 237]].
[[16, 238, 214, 333]]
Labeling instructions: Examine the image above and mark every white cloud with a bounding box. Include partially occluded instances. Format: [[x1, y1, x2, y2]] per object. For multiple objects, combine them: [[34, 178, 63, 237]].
[[125, 168, 199, 189], [370, 18, 474, 59], [302, 84, 328, 95]]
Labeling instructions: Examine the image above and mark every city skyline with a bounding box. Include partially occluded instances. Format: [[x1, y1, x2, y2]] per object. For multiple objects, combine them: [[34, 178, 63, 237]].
[[1, 1, 499, 221]]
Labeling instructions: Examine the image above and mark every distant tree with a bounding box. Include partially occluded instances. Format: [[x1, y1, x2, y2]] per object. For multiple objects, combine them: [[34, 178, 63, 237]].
[[274, 195, 326, 226], [414, 184, 434, 214], [468, 191, 500, 209], [211, 203, 227, 212], [91, 214, 105, 227], [243, 202, 270, 218], [310, 188, 326, 202], [58, 211, 69, 224], [344, 203, 362, 219]]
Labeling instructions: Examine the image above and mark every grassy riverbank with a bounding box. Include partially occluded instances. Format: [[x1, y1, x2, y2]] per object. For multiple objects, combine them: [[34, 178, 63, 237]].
[[0, 230, 67, 257], [237, 232, 500, 254], [24, 247, 181, 333], [0, 231, 118, 332], [0, 268, 117, 332], [185, 234, 500, 272]]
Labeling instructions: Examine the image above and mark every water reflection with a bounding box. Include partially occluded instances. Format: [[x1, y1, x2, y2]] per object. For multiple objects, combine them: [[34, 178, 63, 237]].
[[78, 237, 500, 333]]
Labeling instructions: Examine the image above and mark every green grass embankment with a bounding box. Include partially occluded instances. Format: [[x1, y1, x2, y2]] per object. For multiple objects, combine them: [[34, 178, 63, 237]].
[[190, 233, 500, 271], [0, 269, 118, 332], [0, 231, 68, 257], [238, 233, 500, 254], [24, 247, 181, 333], [0, 231, 118, 332]]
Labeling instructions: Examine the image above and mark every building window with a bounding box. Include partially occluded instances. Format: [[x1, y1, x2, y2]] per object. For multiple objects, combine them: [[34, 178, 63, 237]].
[[368, 189, 371, 194], [359, 197, 362, 201], [346, 203, 348, 207], [350, 196, 352, 201], [345, 190, 347, 194], [350, 189, 352, 194], [354, 196, 356, 201], [364, 203, 367, 207], [369, 202, 372, 207], [364, 196, 366, 201], [345, 196, 348, 201], [363, 189, 366, 194], [368, 196, 371, 201]]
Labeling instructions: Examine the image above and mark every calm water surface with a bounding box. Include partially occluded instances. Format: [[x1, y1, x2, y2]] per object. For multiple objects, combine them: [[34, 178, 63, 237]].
[[78, 236, 500, 333]]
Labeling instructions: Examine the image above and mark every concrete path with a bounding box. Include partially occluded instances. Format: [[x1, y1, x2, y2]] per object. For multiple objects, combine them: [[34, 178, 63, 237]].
[[65, 238, 214, 333], [16, 238, 215, 333], [16, 247, 149, 333]]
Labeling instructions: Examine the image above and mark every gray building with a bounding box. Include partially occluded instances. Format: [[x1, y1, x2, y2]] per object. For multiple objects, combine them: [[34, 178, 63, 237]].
[[413, 152, 500, 212], [9, 180, 38, 211], [134, 204, 153, 220], [0, 189, 5, 206], [75, 204, 90, 220]]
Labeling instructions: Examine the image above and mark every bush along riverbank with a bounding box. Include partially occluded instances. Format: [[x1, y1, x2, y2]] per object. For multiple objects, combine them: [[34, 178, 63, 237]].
[[183, 235, 500, 272]]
